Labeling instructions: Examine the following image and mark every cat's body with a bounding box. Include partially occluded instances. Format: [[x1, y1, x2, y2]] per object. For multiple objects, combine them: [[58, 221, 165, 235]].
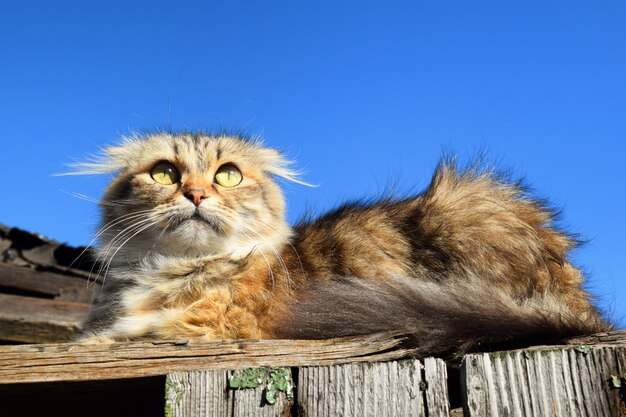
[[78, 132, 609, 361]]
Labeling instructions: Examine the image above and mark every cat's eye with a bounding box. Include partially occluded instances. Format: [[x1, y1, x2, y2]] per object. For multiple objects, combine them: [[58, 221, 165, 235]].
[[214, 164, 243, 188], [150, 162, 181, 185]]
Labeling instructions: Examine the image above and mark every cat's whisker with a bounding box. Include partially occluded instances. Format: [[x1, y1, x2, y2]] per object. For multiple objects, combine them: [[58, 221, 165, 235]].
[[102, 221, 158, 271], [61, 191, 102, 205], [90, 219, 159, 308], [92, 215, 157, 286], [85, 211, 156, 282], [96, 217, 156, 266], [98, 199, 136, 208], [153, 218, 173, 249], [99, 219, 159, 287], [69, 210, 156, 280], [61, 190, 135, 208]]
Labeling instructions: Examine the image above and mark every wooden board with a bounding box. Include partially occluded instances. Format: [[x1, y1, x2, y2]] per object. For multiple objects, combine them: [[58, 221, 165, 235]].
[[0, 293, 89, 343], [298, 360, 428, 417], [462, 345, 626, 417], [424, 357, 451, 417], [167, 369, 294, 417], [0, 262, 100, 303], [567, 329, 626, 346], [167, 359, 450, 417], [0, 332, 416, 384]]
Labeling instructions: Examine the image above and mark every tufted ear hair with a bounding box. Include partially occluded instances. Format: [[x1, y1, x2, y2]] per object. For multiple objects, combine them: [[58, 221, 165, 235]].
[[257, 147, 316, 187], [58, 135, 146, 176]]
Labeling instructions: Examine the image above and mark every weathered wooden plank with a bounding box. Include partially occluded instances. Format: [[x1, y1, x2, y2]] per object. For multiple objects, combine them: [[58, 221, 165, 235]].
[[168, 360, 450, 417], [0, 262, 100, 303], [297, 359, 440, 417], [462, 346, 626, 417], [0, 224, 95, 274], [228, 373, 293, 417], [424, 357, 450, 417], [166, 371, 233, 417], [0, 293, 88, 343], [0, 332, 415, 384]]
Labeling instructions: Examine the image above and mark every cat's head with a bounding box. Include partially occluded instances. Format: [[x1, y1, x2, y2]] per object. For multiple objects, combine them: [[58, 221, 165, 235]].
[[75, 132, 304, 262]]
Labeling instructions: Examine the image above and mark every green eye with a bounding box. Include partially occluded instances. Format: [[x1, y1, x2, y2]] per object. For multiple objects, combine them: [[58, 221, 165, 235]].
[[150, 162, 180, 185], [214, 164, 243, 187]]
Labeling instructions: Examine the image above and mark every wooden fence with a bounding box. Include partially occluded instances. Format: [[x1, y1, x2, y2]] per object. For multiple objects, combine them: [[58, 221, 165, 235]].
[[2, 331, 625, 417]]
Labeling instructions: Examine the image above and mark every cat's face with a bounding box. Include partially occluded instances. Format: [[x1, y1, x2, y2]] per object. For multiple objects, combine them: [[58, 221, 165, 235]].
[[91, 133, 298, 262]]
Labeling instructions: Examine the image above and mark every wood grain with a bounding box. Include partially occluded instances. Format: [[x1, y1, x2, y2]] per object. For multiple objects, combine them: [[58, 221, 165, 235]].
[[295, 359, 450, 417], [0, 293, 88, 343], [0, 262, 100, 303], [462, 346, 626, 417], [423, 357, 451, 417], [0, 332, 415, 384], [167, 371, 234, 417], [166, 371, 292, 417], [168, 360, 450, 417], [166, 370, 293, 417], [567, 329, 626, 346], [297, 360, 423, 417]]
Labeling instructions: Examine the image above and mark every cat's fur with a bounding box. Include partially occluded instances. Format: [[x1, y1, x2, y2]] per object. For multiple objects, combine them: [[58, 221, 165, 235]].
[[77, 132, 610, 361]]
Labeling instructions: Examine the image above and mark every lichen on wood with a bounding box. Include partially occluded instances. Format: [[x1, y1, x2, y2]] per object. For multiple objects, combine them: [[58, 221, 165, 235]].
[[229, 367, 294, 405]]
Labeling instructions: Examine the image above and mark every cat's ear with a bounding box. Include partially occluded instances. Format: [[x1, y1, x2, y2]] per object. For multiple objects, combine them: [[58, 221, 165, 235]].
[[259, 148, 315, 187], [59, 136, 144, 176]]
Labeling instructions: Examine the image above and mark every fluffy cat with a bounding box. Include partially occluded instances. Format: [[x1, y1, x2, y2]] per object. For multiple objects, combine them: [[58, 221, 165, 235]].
[[75, 132, 610, 361]]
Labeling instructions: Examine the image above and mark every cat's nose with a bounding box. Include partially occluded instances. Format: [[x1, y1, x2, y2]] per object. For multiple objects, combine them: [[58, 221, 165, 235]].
[[183, 188, 208, 206]]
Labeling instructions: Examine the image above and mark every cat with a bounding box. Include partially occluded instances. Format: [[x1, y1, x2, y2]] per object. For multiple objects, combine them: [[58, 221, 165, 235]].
[[74, 132, 610, 361]]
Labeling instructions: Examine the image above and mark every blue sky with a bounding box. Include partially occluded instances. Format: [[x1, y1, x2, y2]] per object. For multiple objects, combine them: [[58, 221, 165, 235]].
[[1, 1, 624, 326]]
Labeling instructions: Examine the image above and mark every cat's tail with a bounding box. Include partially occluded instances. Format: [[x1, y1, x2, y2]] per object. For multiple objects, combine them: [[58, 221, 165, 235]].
[[274, 273, 610, 362]]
